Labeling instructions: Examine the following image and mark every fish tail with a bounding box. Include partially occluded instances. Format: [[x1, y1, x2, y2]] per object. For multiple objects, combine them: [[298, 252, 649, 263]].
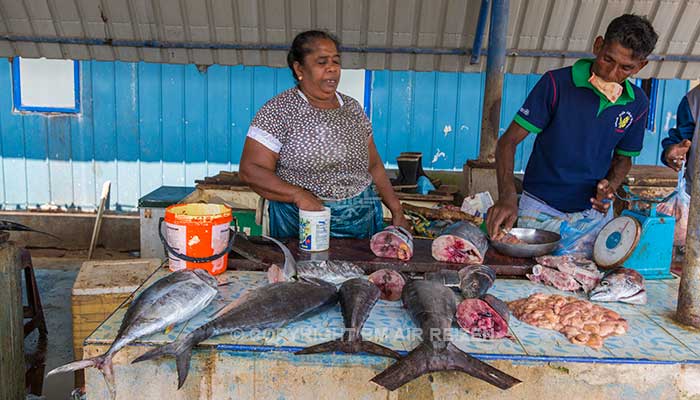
[[357, 340, 401, 359], [294, 339, 346, 355], [132, 331, 202, 389], [371, 342, 520, 391], [295, 339, 399, 359], [47, 354, 117, 399]]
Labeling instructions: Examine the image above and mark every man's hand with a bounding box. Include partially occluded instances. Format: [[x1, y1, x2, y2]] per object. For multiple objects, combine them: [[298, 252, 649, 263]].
[[590, 179, 614, 213], [292, 189, 324, 211], [665, 139, 692, 172], [486, 196, 519, 240]]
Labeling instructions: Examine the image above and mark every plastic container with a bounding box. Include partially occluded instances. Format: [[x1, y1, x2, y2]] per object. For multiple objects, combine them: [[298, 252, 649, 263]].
[[162, 203, 233, 275], [299, 207, 331, 252]]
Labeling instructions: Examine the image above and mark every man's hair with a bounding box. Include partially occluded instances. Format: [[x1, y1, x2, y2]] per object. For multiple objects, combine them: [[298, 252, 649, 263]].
[[604, 14, 658, 59]]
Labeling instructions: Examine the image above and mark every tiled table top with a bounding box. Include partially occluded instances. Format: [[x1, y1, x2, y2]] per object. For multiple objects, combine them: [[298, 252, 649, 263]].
[[87, 268, 700, 365]]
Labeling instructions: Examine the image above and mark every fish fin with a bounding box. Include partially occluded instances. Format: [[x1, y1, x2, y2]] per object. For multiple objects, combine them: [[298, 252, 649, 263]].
[[164, 324, 175, 335], [295, 339, 345, 355], [211, 290, 251, 319], [371, 342, 520, 391], [132, 333, 197, 389], [358, 341, 401, 359]]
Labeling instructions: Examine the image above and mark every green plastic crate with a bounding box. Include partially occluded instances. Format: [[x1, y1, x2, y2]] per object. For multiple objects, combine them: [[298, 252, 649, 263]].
[[231, 209, 262, 236]]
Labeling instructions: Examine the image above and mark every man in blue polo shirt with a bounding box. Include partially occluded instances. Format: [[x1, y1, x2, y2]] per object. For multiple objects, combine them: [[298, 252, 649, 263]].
[[487, 14, 658, 244], [661, 84, 700, 188]]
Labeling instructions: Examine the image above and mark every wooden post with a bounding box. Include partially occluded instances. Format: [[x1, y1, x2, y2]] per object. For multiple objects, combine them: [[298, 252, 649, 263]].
[[0, 242, 25, 399], [677, 138, 700, 327]]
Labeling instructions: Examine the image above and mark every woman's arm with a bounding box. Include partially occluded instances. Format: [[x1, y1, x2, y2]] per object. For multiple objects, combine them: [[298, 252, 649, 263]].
[[367, 136, 409, 229], [239, 138, 324, 211]]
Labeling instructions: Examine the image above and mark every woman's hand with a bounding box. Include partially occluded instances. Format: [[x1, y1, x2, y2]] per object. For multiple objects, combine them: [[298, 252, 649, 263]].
[[292, 189, 325, 211], [391, 211, 411, 231]]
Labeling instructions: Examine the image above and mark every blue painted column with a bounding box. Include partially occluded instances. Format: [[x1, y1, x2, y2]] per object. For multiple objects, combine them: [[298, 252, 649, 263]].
[[478, 0, 509, 162]]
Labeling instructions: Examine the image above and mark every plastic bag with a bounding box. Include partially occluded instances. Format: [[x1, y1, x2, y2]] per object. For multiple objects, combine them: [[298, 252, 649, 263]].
[[553, 206, 614, 258], [657, 162, 690, 247]]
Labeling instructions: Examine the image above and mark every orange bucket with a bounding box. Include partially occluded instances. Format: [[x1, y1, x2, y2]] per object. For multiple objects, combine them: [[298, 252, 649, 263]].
[[160, 203, 233, 275]]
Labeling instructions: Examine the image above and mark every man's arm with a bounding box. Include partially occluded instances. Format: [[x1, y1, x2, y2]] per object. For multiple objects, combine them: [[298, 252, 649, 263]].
[[590, 154, 632, 213], [661, 95, 695, 171], [486, 122, 530, 239]]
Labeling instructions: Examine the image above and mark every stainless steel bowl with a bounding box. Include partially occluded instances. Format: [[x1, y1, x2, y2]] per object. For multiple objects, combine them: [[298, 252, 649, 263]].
[[489, 228, 561, 258]]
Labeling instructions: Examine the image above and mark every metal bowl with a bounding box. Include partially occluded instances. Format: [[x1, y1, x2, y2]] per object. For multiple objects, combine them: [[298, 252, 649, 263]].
[[489, 228, 561, 258]]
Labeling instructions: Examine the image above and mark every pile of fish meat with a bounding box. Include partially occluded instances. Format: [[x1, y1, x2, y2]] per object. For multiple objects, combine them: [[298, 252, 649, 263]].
[[509, 293, 628, 349], [527, 255, 602, 292], [431, 221, 489, 264]]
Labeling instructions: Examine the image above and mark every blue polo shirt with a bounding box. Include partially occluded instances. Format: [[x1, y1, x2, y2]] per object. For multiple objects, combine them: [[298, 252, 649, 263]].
[[514, 59, 648, 213]]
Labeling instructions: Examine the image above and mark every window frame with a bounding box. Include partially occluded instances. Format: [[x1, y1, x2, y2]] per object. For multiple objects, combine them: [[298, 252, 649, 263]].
[[12, 57, 81, 114]]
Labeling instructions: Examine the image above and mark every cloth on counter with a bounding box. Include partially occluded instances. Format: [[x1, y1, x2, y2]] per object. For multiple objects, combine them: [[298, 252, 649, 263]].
[[269, 184, 384, 239]]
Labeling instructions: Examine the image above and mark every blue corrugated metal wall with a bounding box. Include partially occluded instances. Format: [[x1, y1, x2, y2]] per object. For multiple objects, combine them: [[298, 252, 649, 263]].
[[0, 58, 690, 210]]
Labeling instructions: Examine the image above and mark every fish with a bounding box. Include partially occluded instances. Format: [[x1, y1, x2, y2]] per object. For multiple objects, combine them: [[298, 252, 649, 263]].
[[264, 235, 364, 285], [0, 220, 60, 240], [458, 264, 496, 298], [295, 277, 399, 359], [133, 279, 338, 389], [424, 269, 460, 290], [589, 267, 647, 305], [370, 225, 414, 261], [371, 280, 521, 391], [431, 221, 489, 264], [46, 269, 219, 399]]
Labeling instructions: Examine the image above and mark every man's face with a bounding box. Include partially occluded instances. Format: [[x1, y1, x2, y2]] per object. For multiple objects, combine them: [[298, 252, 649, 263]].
[[591, 36, 648, 83]]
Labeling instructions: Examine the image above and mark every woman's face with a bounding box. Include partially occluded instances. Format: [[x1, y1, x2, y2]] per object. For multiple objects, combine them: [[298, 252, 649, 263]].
[[294, 38, 341, 101]]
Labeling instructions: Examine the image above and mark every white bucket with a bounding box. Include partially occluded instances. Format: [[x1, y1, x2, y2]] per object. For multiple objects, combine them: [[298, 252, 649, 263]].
[[299, 207, 331, 252]]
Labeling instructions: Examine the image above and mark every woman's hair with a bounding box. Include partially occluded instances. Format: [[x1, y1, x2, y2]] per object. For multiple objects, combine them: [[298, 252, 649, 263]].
[[287, 30, 341, 81], [604, 14, 658, 59]]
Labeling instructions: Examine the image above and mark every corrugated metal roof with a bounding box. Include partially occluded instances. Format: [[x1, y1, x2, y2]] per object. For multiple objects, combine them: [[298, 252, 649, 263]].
[[0, 0, 699, 78]]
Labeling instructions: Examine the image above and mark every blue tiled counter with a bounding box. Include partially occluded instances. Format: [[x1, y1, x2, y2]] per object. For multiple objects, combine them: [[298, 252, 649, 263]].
[[84, 268, 700, 399]]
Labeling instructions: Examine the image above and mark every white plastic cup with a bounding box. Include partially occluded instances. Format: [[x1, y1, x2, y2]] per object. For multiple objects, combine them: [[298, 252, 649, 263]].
[[299, 207, 331, 252]]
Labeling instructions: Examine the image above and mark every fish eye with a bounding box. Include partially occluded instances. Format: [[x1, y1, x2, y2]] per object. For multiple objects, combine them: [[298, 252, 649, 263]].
[[601, 281, 609, 286]]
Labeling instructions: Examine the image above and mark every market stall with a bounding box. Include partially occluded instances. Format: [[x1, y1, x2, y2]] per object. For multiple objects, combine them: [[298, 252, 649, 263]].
[[82, 236, 700, 400]]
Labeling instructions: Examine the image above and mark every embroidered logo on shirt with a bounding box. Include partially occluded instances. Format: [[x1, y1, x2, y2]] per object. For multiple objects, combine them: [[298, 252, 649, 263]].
[[519, 107, 530, 116], [614, 111, 633, 133]]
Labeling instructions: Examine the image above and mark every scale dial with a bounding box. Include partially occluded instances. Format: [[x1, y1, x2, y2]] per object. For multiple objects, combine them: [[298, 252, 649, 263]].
[[593, 216, 641, 268]]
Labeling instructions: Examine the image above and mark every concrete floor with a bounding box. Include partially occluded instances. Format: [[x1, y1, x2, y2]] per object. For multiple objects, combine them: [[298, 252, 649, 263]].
[[23, 249, 138, 400]]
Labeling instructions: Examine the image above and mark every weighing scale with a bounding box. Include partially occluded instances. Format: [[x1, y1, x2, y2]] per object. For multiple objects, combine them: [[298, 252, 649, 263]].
[[593, 186, 676, 280]]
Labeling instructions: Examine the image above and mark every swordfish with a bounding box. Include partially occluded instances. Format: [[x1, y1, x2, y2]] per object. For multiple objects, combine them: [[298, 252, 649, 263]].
[[296, 277, 399, 359], [133, 278, 339, 389], [371, 279, 521, 391]]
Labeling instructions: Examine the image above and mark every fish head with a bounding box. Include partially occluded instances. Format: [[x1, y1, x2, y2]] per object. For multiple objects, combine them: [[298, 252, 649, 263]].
[[590, 268, 646, 304], [192, 268, 219, 289], [458, 265, 496, 298]]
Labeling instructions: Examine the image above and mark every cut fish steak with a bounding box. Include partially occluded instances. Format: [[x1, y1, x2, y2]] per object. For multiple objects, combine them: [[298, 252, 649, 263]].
[[431, 221, 489, 264], [370, 225, 414, 261], [456, 294, 510, 339], [368, 269, 406, 301]]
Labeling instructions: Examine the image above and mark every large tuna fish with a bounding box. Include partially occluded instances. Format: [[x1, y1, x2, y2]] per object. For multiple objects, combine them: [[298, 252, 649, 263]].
[[590, 268, 647, 305], [264, 235, 364, 284], [296, 278, 399, 359], [133, 279, 338, 389], [47, 269, 219, 398], [431, 221, 489, 264], [371, 280, 521, 391]]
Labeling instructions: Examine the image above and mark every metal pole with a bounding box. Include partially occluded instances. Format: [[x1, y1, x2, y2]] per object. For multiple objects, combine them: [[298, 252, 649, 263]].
[[470, 0, 491, 65], [0, 242, 25, 400], [677, 140, 700, 327], [478, 0, 509, 162]]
